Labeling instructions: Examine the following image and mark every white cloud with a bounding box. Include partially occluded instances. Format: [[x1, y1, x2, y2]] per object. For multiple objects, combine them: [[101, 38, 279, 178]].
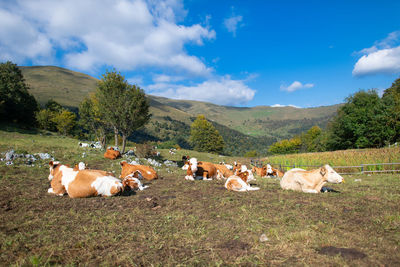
[[280, 81, 314, 92], [224, 15, 243, 37], [147, 76, 256, 105], [353, 46, 400, 76], [353, 31, 400, 76], [271, 104, 300, 108], [0, 0, 215, 76]]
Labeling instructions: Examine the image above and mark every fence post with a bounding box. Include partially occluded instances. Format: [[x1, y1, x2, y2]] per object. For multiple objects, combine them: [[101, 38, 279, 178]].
[[361, 164, 364, 174]]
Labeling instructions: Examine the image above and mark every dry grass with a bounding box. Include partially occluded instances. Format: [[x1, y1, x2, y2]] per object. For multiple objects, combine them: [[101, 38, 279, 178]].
[[1, 129, 400, 266]]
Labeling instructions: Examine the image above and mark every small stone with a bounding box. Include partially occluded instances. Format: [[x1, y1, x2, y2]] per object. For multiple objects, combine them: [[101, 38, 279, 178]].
[[259, 234, 269, 242], [354, 179, 362, 182]]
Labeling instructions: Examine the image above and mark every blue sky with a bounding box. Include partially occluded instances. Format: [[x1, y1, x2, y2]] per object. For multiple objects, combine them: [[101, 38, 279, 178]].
[[1, 0, 399, 107]]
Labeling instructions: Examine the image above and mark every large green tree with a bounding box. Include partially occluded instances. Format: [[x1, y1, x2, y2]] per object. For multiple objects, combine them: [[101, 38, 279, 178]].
[[0, 61, 38, 125], [327, 89, 389, 150], [96, 70, 151, 153], [190, 115, 225, 154]]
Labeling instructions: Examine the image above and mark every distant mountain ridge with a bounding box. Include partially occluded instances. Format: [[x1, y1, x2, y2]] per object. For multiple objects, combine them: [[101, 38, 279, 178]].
[[20, 65, 340, 155]]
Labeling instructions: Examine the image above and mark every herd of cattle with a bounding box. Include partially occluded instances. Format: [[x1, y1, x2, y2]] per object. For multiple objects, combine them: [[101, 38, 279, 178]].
[[46, 148, 344, 198]]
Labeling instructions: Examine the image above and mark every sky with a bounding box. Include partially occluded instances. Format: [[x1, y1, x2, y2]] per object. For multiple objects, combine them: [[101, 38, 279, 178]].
[[1, 0, 400, 107]]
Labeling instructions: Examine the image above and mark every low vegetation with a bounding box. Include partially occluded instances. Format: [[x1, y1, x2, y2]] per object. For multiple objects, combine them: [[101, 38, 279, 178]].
[[1, 128, 399, 265]]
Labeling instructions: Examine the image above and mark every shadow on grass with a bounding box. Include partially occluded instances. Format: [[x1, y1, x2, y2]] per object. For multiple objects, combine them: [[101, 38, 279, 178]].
[[0, 123, 40, 134]]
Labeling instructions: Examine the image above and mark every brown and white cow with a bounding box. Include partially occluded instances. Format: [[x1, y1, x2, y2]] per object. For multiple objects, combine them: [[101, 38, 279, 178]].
[[104, 147, 121, 160], [47, 161, 125, 198], [265, 164, 284, 178], [252, 166, 267, 177], [225, 170, 260, 192], [214, 164, 234, 180], [184, 158, 217, 180], [119, 161, 158, 181], [280, 165, 344, 193]]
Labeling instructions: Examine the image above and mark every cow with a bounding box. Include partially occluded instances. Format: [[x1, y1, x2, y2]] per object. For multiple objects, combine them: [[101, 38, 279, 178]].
[[119, 161, 158, 181], [73, 162, 86, 171], [280, 164, 344, 193], [225, 170, 260, 192], [236, 165, 255, 182], [252, 166, 268, 177], [214, 164, 234, 180], [121, 170, 149, 191], [104, 147, 121, 160], [47, 161, 125, 198], [266, 164, 284, 178], [184, 158, 217, 180]]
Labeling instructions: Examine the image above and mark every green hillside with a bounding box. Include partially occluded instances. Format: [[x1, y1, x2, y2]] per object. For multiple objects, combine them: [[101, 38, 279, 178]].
[[20, 65, 339, 155]]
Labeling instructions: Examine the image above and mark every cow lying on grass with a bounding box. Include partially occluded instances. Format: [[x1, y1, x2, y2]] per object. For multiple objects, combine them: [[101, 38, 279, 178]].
[[120, 161, 158, 181], [225, 170, 260, 192], [215, 164, 233, 180], [184, 158, 217, 180], [267, 165, 285, 178], [104, 147, 121, 160], [47, 161, 146, 198], [280, 165, 344, 193]]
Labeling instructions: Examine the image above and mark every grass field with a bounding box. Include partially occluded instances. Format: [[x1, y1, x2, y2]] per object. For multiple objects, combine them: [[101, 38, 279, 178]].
[[1, 129, 400, 266]]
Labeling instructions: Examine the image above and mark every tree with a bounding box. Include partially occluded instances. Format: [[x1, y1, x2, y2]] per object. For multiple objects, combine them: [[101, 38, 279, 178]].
[[35, 109, 57, 131], [96, 70, 151, 153], [79, 94, 108, 149], [116, 84, 151, 153], [300, 126, 323, 152], [382, 77, 400, 143], [0, 61, 38, 125], [190, 115, 225, 154], [327, 89, 389, 150], [51, 109, 77, 135]]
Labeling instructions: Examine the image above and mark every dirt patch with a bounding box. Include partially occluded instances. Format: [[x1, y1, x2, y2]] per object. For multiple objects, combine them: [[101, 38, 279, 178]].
[[317, 246, 367, 259], [217, 240, 251, 259]]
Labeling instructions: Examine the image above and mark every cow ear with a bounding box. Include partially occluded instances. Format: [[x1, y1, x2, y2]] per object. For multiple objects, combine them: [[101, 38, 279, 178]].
[[49, 161, 53, 167], [320, 166, 327, 176], [120, 161, 126, 166]]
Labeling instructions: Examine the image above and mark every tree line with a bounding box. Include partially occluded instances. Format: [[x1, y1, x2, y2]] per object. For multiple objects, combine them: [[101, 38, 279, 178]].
[[268, 77, 400, 154]]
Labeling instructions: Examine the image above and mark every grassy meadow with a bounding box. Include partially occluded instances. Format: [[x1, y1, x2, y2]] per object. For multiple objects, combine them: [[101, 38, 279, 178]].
[[1, 128, 400, 266]]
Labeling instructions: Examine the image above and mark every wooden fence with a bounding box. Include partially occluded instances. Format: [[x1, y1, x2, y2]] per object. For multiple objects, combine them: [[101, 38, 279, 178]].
[[250, 159, 400, 175]]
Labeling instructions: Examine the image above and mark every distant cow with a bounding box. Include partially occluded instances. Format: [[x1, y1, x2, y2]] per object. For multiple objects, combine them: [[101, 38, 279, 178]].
[[280, 165, 344, 193], [184, 158, 217, 180], [47, 161, 124, 198], [266, 164, 284, 178], [252, 166, 268, 177], [104, 147, 121, 160], [120, 161, 158, 181]]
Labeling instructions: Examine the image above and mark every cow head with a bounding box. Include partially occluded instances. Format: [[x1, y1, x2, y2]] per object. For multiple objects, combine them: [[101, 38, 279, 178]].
[[122, 171, 143, 189], [266, 164, 273, 175], [48, 161, 61, 181], [321, 164, 344, 183], [236, 170, 249, 183]]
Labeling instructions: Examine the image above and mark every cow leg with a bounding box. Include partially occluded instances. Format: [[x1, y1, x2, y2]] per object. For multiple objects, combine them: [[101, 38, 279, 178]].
[[302, 188, 319, 193], [203, 170, 212, 180]]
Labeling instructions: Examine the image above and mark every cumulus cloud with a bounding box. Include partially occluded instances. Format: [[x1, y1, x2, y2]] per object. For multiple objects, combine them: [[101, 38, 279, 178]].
[[280, 81, 314, 92], [0, 0, 215, 75], [147, 76, 256, 105], [353, 31, 400, 76]]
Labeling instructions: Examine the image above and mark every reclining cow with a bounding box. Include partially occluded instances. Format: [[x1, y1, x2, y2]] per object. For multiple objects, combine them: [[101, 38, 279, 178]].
[[120, 161, 158, 181], [184, 158, 217, 180], [266, 164, 284, 178], [252, 165, 269, 177], [104, 147, 121, 160], [215, 164, 234, 180], [280, 164, 344, 193], [47, 161, 146, 198], [225, 170, 260, 192]]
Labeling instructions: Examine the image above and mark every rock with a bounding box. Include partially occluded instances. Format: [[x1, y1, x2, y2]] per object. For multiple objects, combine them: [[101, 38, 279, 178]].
[[125, 150, 135, 156], [5, 150, 15, 161], [6, 161, 13, 166], [164, 160, 178, 167], [259, 234, 269, 242], [354, 179, 362, 182], [36, 153, 52, 160]]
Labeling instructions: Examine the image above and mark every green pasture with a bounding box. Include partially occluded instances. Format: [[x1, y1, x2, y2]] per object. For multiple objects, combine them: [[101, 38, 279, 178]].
[[0, 129, 399, 266]]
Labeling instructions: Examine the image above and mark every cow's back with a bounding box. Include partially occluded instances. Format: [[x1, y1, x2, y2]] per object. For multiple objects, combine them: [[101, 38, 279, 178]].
[[198, 162, 217, 178], [280, 168, 306, 191], [121, 164, 158, 180], [68, 170, 122, 198]]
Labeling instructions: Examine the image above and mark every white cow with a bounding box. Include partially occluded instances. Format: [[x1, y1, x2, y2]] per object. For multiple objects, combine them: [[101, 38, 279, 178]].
[[280, 164, 344, 193]]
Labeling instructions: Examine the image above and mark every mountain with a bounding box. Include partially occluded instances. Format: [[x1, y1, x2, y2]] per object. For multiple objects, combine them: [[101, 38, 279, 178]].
[[20, 65, 340, 155]]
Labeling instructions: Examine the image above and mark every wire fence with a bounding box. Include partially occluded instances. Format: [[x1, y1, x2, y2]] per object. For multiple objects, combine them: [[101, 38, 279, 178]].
[[250, 159, 400, 175]]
